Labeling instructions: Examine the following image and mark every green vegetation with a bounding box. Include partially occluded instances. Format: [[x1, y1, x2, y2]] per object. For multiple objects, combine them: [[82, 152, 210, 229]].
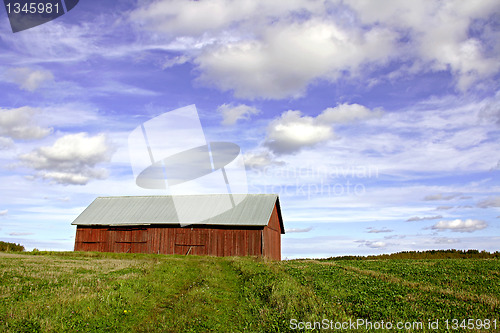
[[0, 252, 498, 332], [325, 249, 500, 260], [0, 241, 25, 252]]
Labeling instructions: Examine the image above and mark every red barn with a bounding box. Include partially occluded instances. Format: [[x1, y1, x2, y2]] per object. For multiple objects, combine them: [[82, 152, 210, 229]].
[[72, 194, 284, 260]]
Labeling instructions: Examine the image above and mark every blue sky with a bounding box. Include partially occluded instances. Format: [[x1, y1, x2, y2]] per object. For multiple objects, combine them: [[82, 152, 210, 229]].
[[0, 0, 499, 258]]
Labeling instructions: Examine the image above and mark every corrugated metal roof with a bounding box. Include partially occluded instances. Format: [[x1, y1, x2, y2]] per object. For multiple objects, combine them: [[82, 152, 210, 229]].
[[71, 194, 282, 230]]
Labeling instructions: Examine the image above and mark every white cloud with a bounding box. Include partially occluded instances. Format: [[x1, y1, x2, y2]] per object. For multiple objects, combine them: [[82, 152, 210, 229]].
[[0, 106, 52, 140], [284, 234, 500, 258], [130, 0, 322, 37], [433, 237, 460, 244], [363, 240, 388, 248], [406, 215, 443, 222], [366, 227, 393, 233], [0, 137, 14, 149], [264, 110, 334, 154], [217, 103, 260, 125], [477, 196, 500, 208], [19, 133, 115, 185], [162, 55, 190, 69], [4, 67, 54, 91], [431, 219, 488, 233], [131, 3, 398, 98], [348, 0, 500, 91], [436, 206, 454, 211], [9, 232, 34, 236], [38, 103, 103, 129], [0, 209, 8, 216], [384, 235, 406, 240], [130, 0, 500, 98], [479, 92, 500, 125], [242, 96, 499, 228], [286, 227, 313, 233], [317, 103, 383, 124], [263, 104, 382, 155], [423, 193, 460, 201], [93, 80, 160, 97], [40, 172, 105, 185], [195, 20, 396, 99], [243, 150, 284, 169], [0, 20, 104, 63], [2, 1, 492, 100]]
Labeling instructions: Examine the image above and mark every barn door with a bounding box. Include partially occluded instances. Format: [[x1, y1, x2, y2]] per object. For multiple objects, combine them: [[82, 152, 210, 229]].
[[174, 230, 207, 255], [78, 228, 107, 252], [111, 228, 147, 253]]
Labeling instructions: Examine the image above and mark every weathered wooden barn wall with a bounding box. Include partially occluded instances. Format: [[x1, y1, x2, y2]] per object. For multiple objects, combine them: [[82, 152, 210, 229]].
[[73, 195, 284, 260], [262, 203, 282, 260], [74, 225, 274, 258]]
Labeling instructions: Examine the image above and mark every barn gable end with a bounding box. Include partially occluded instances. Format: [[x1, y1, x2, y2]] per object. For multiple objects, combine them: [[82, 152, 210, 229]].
[[72, 194, 284, 260]]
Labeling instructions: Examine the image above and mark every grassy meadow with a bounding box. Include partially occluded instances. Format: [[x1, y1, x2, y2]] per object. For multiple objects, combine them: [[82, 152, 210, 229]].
[[0, 251, 499, 332]]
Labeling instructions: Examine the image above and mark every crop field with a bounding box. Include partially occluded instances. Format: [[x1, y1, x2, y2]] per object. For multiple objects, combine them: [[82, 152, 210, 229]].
[[0, 252, 498, 332]]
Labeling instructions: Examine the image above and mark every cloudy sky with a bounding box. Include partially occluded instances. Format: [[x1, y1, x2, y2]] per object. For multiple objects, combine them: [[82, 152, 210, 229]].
[[0, 0, 499, 258]]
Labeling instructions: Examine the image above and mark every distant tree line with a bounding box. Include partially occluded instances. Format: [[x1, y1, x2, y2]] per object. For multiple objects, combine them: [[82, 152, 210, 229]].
[[0, 241, 25, 252], [325, 249, 500, 261]]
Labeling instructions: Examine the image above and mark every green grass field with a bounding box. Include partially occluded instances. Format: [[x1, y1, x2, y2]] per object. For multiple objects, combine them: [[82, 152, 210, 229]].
[[0, 252, 498, 332]]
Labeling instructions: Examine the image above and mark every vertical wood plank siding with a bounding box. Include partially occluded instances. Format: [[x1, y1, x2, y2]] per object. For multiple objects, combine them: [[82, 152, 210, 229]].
[[263, 203, 282, 260], [74, 205, 283, 260]]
